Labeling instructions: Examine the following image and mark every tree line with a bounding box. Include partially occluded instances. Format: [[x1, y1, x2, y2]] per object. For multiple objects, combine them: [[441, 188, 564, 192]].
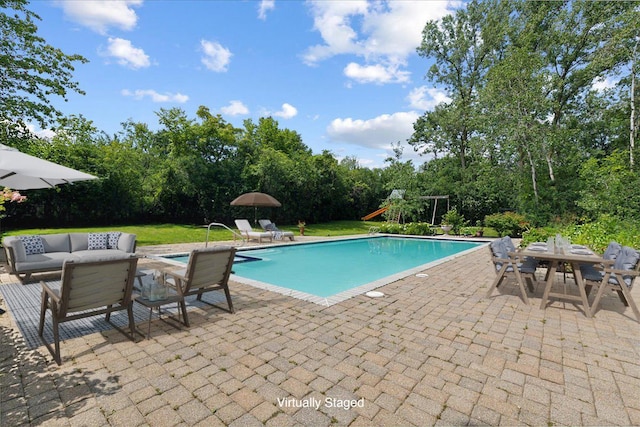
[[1, 0, 639, 231]]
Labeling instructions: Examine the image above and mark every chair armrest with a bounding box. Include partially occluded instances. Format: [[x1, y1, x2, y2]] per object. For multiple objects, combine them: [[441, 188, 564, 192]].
[[161, 268, 187, 294], [3, 245, 17, 273], [40, 281, 61, 304], [605, 268, 640, 277]]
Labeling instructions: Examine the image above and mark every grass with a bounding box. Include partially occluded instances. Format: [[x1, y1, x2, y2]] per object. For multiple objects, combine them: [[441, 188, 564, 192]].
[[4, 220, 497, 247], [4, 220, 381, 247]]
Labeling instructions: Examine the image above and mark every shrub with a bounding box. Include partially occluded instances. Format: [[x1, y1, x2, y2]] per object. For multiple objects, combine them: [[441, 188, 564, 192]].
[[442, 208, 466, 235], [484, 212, 529, 237], [522, 215, 640, 253], [378, 222, 435, 236]]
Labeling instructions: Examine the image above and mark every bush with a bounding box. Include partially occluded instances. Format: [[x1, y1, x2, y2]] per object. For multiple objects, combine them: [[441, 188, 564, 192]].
[[378, 222, 435, 236], [484, 212, 529, 237], [442, 208, 466, 235], [521, 215, 640, 253]]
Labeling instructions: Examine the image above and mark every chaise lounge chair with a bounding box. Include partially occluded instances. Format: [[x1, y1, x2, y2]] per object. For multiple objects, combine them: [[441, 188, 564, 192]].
[[234, 219, 273, 243], [258, 219, 295, 241]]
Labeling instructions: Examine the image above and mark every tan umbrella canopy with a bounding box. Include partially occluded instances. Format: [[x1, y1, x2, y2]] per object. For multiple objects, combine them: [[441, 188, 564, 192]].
[[0, 143, 97, 190], [230, 192, 281, 224]]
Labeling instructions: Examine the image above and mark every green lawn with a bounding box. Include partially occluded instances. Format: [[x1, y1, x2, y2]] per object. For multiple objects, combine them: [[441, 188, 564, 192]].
[[4, 221, 381, 247], [5, 220, 497, 247]]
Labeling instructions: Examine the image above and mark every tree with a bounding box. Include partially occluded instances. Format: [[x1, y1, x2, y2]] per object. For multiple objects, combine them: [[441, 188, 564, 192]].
[[411, 0, 496, 174], [0, 0, 87, 135]]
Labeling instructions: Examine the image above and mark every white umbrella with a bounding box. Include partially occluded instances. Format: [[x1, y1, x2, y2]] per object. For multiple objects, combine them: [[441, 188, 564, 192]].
[[0, 143, 98, 190]]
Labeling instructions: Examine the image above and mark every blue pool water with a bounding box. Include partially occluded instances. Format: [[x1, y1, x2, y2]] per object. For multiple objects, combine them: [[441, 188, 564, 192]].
[[159, 237, 483, 303]]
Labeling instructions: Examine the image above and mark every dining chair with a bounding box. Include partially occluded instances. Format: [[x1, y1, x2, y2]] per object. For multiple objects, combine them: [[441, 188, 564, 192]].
[[587, 246, 640, 322], [486, 237, 538, 304]]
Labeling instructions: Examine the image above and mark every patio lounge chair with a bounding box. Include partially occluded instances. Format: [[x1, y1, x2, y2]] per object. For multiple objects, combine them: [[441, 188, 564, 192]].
[[486, 236, 538, 304], [234, 219, 273, 243], [587, 245, 640, 322], [163, 246, 236, 327], [258, 219, 295, 241], [38, 255, 138, 365]]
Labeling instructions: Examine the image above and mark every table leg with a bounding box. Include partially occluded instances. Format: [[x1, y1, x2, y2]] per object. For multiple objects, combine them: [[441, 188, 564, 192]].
[[570, 262, 592, 318], [147, 307, 153, 339], [540, 261, 559, 310]]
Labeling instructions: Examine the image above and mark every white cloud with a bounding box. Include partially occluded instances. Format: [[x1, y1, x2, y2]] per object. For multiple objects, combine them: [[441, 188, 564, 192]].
[[273, 103, 298, 119], [200, 40, 232, 72], [592, 76, 618, 92], [344, 62, 410, 84], [407, 86, 451, 110], [56, 0, 142, 34], [221, 100, 249, 116], [303, 0, 460, 82], [26, 123, 56, 140], [121, 89, 189, 103], [327, 111, 419, 150], [258, 0, 275, 20], [104, 37, 150, 69]]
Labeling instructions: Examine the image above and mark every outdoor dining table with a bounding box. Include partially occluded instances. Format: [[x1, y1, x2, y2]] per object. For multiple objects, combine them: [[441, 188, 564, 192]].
[[512, 243, 605, 317]]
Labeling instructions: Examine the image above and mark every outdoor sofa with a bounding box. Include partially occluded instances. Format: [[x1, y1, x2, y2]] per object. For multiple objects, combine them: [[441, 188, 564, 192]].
[[2, 232, 137, 283]]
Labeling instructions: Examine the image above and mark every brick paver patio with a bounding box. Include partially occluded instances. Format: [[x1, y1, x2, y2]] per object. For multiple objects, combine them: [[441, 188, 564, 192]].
[[1, 236, 639, 426]]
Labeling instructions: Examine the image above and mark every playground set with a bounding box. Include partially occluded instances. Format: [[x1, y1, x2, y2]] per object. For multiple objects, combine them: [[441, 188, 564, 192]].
[[361, 191, 450, 225]]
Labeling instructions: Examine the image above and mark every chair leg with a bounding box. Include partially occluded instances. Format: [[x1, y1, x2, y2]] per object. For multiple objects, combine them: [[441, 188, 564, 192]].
[[52, 316, 61, 365], [615, 290, 629, 306], [487, 265, 508, 298], [180, 300, 190, 327], [617, 285, 640, 323], [38, 291, 48, 336], [127, 303, 136, 340], [590, 274, 610, 318], [223, 285, 234, 313]]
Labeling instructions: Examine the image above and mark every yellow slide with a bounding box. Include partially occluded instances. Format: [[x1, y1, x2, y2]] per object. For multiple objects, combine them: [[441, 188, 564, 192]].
[[361, 206, 388, 221]]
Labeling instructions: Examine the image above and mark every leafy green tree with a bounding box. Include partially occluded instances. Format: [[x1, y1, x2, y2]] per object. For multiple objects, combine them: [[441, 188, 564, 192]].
[[577, 150, 640, 220], [0, 0, 86, 135], [412, 0, 495, 173]]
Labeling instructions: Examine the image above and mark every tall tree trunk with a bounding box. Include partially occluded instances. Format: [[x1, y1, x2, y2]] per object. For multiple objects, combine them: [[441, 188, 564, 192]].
[[525, 144, 539, 204], [631, 38, 638, 168]]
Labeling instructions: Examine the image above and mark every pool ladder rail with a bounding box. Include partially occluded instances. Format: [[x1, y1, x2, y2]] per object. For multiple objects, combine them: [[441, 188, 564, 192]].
[[205, 222, 247, 247]]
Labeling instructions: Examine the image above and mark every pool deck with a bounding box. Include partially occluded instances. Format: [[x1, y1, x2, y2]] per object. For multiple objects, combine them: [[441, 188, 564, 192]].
[[1, 235, 639, 426]]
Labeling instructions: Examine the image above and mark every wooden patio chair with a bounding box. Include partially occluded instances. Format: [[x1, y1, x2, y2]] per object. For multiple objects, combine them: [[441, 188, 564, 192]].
[[486, 237, 538, 304], [587, 246, 640, 322], [163, 246, 236, 327], [38, 255, 138, 365]]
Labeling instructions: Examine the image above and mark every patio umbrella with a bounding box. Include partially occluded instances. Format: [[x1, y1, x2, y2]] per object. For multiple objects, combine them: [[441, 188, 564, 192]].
[[230, 192, 281, 224], [0, 143, 98, 190]]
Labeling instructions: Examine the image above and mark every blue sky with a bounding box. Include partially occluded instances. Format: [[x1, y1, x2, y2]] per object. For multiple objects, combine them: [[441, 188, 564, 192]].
[[29, 0, 461, 168]]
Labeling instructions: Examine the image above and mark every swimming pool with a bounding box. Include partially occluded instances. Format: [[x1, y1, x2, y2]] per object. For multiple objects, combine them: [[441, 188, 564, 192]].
[[155, 236, 486, 306]]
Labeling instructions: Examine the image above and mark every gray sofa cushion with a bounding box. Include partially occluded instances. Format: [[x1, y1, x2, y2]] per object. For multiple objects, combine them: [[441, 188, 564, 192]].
[[40, 234, 71, 253], [117, 233, 136, 253], [69, 233, 89, 252], [15, 252, 81, 272]]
